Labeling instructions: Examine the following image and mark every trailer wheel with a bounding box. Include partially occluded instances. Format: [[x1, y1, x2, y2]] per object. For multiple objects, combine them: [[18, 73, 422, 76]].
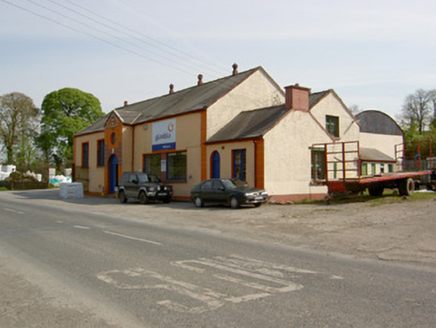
[[399, 178, 414, 196], [368, 186, 384, 197]]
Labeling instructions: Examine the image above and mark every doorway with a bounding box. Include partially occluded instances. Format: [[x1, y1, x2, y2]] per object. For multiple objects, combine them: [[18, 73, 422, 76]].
[[211, 151, 220, 179], [109, 155, 119, 193]]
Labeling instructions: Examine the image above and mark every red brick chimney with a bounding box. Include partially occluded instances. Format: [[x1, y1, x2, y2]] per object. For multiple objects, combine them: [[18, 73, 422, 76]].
[[197, 74, 203, 86], [169, 84, 174, 94], [285, 84, 311, 111], [124, 100, 128, 107]]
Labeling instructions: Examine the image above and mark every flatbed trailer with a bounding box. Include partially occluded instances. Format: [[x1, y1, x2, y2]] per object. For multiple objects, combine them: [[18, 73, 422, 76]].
[[399, 140, 436, 190], [321, 171, 431, 196], [311, 141, 431, 197]]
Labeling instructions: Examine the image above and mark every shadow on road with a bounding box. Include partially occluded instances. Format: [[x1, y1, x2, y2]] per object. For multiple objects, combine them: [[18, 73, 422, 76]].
[[6, 189, 262, 212]]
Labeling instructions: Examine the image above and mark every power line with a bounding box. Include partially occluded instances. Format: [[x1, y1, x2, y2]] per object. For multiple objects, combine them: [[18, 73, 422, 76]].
[[1, 0, 246, 92], [59, 0, 229, 76], [44, 0, 227, 77], [1, 0, 194, 75]]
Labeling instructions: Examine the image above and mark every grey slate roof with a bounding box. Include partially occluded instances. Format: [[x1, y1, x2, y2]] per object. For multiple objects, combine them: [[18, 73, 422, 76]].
[[356, 110, 403, 136], [309, 90, 330, 109], [75, 67, 261, 136], [75, 112, 110, 136], [207, 105, 288, 143], [207, 91, 333, 143], [360, 147, 396, 162]]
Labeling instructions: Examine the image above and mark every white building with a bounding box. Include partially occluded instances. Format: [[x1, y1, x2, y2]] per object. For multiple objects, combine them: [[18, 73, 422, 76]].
[[74, 65, 403, 201]]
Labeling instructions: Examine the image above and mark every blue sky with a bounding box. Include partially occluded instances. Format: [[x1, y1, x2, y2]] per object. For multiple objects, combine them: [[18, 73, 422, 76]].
[[1, 0, 435, 122]]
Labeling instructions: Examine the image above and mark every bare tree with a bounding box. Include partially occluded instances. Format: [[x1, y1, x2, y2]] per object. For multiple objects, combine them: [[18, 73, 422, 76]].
[[401, 89, 435, 134], [348, 104, 361, 115], [0, 92, 39, 164]]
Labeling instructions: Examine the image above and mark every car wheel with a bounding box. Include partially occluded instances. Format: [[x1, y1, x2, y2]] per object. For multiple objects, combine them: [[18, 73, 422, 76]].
[[163, 196, 171, 204], [139, 191, 148, 204], [254, 203, 261, 208], [119, 190, 127, 204], [194, 196, 204, 208], [230, 196, 239, 209]]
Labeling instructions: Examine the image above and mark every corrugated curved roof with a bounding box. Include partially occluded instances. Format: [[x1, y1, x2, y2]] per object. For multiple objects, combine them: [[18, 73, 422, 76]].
[[356, 110, 403, 136]]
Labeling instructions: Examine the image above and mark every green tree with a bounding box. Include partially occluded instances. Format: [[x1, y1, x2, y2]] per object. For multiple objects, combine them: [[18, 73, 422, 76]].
[[14, 134, 39, 172], [0, 92, 39, 164], [37, 88, 104, 171]]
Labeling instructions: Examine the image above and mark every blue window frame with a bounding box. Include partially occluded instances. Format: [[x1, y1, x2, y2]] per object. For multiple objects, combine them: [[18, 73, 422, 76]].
[[232, 149, 246, 181], [82, 142, 89, 168], [97, 139, 105, 167]]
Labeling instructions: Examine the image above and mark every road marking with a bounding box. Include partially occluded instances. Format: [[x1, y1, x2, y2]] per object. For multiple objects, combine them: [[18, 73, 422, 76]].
[[97, 268, 225, 313], [96, 254, 341, 314], [4, 208, 24, 214], [103, 230, 162, 245], [73, 225, 90, 230]]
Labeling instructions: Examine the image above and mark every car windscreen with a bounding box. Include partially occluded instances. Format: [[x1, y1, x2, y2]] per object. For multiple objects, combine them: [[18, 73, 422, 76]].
[[148, 174, 160, 183], [137, 174, 149, 183], [221, 179, 237, 189], [138, 174, 161, 183]]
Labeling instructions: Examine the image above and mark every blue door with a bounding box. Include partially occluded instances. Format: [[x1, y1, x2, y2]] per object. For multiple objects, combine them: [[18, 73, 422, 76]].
[[109, 155, 118, 193], [211, 151, 220, 179]]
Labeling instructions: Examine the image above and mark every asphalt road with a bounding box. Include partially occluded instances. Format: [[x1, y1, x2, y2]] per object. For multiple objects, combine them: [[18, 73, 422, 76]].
[[1, 191, 436, 327]]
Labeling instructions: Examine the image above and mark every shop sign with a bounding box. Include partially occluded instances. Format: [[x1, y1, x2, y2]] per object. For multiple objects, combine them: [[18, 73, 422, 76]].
[[152, 119, 176, 151]]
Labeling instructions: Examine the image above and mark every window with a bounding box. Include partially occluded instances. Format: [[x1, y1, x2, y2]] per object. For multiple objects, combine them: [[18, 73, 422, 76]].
[[388, 164, 393, 173], [233, 149, 246, 181], [97, 140, 105, 167], [201, 180, 213, 190], [311, 148, 325, 180], [167, 151, 187, 181], [371, 163, 376, 175], [362, 163, 368, 175], [129, 173, 138, 183], [82, 142, 89, 168], [143, 154, 161, 176], [212, 180, 224, 190], [326, 115, 339, 138]]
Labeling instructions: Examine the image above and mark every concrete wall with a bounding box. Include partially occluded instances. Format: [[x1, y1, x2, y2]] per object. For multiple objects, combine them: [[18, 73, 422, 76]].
[[359, 132, 403, 160], [122, 126, 133, 172], [74, 132, 105, 194], [206, 141, 256, 186], [263, 110, 329, 200], [132, 112, 203, 198], [310, 92, 360, 142], [207, 69, 284, 139]]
